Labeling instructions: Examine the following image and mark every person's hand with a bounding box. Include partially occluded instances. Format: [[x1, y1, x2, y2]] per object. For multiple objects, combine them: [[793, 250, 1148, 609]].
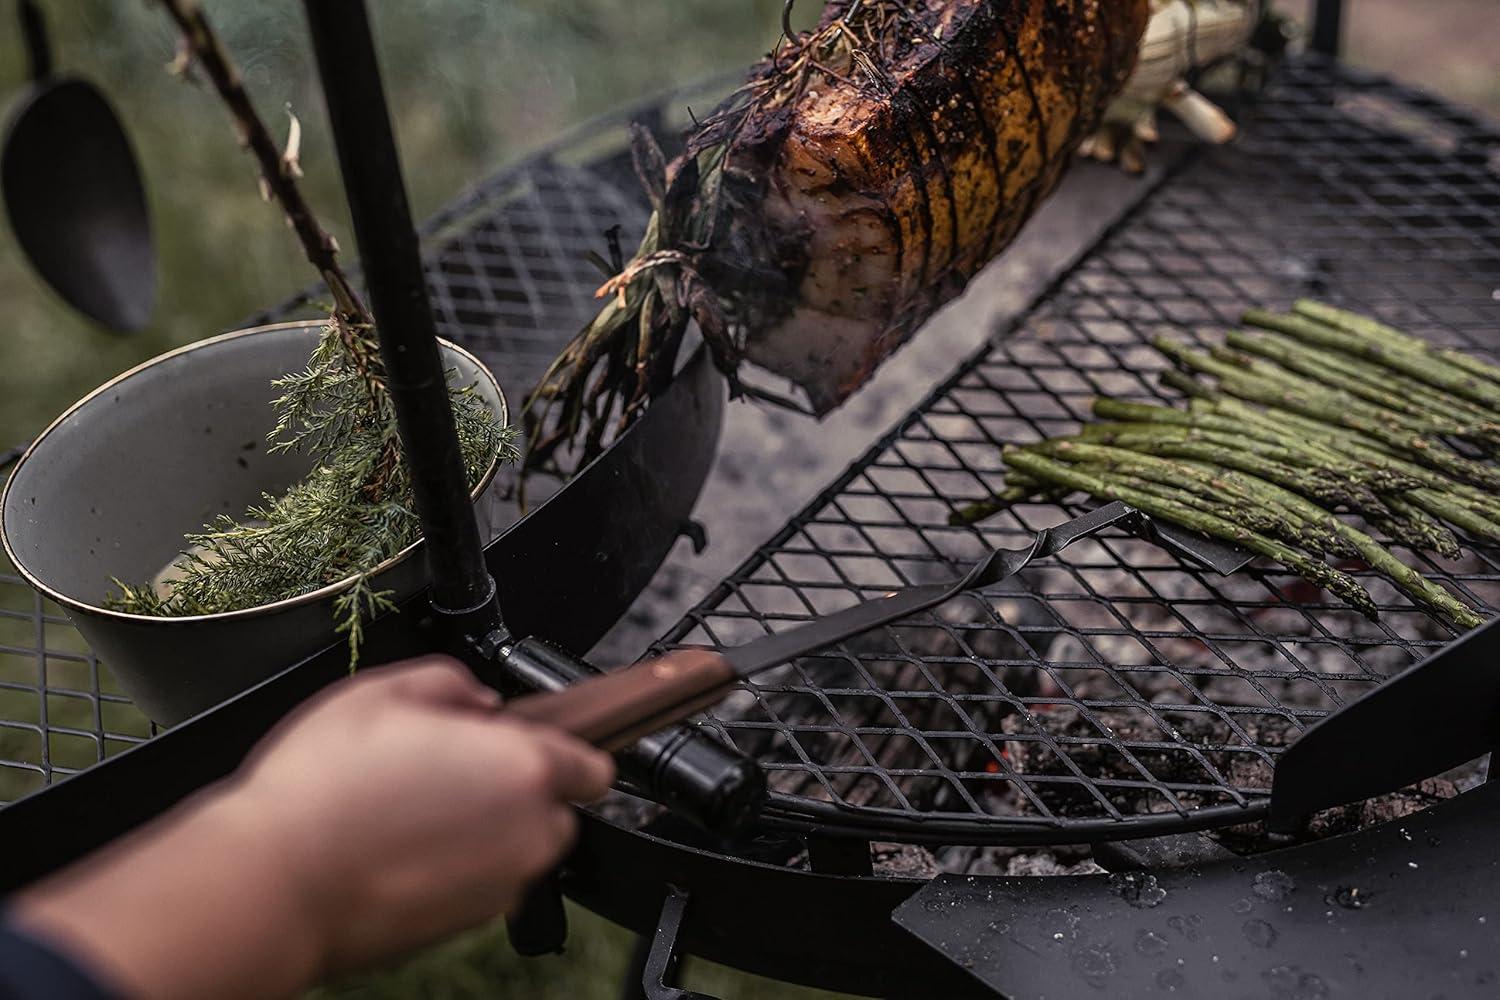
[[11, 656, 614, 1000], [231, 655, 615, 970]]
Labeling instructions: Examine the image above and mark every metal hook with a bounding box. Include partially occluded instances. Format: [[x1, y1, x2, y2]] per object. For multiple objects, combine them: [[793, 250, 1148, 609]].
[[772, 0, 797, 73], [18, 0, 53, 83]]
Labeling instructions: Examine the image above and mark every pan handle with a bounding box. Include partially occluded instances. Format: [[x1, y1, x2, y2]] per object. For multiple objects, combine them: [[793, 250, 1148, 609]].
[[498, 649, 737, 752], [19, 0, 51, 83]]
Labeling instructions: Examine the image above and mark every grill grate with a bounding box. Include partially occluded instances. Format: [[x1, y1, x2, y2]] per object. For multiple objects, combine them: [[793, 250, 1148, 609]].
[[2, 59, 1497, 841], [659, 58, 1500, 844]]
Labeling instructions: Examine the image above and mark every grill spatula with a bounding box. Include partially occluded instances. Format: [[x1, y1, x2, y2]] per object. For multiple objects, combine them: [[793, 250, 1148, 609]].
[[497, 502, 1188, 749]]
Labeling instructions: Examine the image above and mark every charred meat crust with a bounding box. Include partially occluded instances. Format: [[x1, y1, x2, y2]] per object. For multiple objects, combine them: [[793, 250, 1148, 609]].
[[714, 0, 1148, 411]]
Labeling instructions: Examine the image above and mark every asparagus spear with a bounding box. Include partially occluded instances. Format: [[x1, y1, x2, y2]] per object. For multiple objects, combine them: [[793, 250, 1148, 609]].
[[1208, 398, 1500, 528], [1222, 332, 1500, 448], [1001, 449, 1382, 621], [1382, 495, 1462, 559], [1022, 444, 1483, 628], [1209, 342, 1471, 442], [1242, 309, 1500, 412], [1072, 425, 1389, 512], [1293, 299, 1500, 388], [1154, 337, 1500, 492], [1160, 367, 1215, 399], [1032, 441, 1357, 558], [949, 484, 1039, 525], [1407, 490, 1500, 548], [1226, 330, 1500, 427], [1088, 410, 1416, 492], [1093, 398, 1350, 467], [948, 480, 1067, 526]]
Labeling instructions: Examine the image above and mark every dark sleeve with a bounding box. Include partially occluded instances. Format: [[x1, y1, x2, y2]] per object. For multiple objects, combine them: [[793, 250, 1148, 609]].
[[0, 922, 120, 1000]]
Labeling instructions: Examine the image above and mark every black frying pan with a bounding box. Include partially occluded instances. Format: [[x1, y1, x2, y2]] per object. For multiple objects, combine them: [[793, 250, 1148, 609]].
[[2, 0, 155, 331]]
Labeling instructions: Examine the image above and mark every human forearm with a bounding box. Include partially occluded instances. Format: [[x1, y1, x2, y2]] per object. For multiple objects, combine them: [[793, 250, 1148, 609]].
[[5, 659, 612, 998], [11, 782, 323, 1000]]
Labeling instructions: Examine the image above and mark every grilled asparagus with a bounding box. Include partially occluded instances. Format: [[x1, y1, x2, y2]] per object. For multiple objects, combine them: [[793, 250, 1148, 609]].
[[956, 302, 1496, 631]]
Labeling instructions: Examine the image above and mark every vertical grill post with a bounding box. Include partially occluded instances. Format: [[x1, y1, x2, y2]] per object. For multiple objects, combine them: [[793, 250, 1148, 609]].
[[1310, 0, 1344, 58], [301, 0, 500, 626]]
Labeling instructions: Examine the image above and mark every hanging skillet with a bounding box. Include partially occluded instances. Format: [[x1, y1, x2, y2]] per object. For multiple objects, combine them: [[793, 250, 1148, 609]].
[[2, 0, 155, 331]]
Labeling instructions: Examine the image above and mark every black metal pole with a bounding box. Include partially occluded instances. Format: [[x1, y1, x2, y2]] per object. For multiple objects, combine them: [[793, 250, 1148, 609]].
[[300, 0, 497, 621], [1310, 0, 1343, 58]]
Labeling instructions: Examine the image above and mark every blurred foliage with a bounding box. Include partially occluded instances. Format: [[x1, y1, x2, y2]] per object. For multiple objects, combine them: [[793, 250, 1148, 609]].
[[0, 0, 790, 447]]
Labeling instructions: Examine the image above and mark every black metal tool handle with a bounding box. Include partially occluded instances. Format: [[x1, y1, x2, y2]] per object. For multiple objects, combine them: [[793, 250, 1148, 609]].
[[497, 639, 765, 959], [300, 9, 771, 937], [19, 0, 51, 82], [501, 647, 737, 751], [499, 638, 766, 833]]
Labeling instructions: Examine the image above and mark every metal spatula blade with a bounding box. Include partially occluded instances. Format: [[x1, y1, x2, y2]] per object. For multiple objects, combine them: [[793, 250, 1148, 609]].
[[1269, 616, 1500, 829]]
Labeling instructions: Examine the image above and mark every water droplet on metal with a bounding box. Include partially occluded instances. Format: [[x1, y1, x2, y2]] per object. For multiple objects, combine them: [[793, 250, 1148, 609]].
[[1108, 871, 1167, 908], [1156, 968, 1185, 992], [1262, 965, 1328, 999], [1253, 870, 1295, 902], [1324, 886, 1370, 910], [1135, 929, 1169, 956], [1071, 945, 1118, 986], [1165, 913, 1204, 942], [1244, 919, 1278, 949], [1408, 862, 1420, 870]]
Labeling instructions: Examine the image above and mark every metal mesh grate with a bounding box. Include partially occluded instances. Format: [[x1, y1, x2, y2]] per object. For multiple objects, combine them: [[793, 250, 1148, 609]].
[[660, 58, 1500, 844], [0, 82, 704, 803]]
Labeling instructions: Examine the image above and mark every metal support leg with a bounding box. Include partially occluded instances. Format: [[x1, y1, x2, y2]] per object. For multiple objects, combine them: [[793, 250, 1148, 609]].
[[641, 886, 718, 1000], [805, 835, 874, 877], [1310, 0, 1343, 58], [507, 872, 568, 956]]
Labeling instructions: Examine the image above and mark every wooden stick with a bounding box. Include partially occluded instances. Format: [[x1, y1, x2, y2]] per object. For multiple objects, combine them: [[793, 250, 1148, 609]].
[[154, 0, 368, 326]]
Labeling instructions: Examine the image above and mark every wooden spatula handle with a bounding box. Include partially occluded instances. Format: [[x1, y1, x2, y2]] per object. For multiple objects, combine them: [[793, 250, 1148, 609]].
[[497, 649, 736, 751]]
